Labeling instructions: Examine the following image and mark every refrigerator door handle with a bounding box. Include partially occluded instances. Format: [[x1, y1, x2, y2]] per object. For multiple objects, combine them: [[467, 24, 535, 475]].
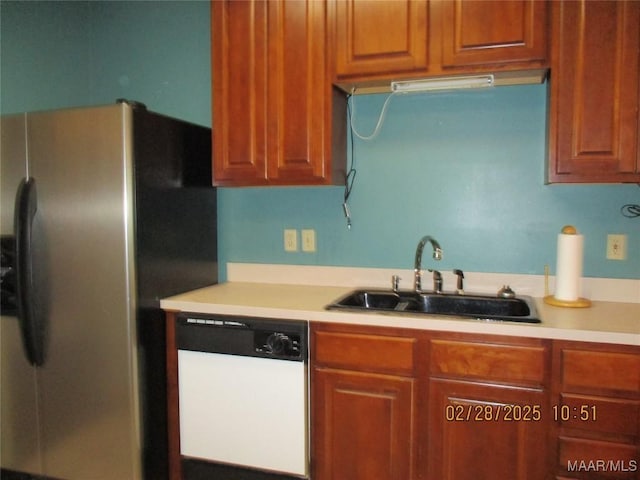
[[14, 177, 45, 366]]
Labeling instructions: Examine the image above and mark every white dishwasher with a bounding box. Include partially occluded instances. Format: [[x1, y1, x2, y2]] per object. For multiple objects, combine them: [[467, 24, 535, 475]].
[[176, 313, 308, 479]]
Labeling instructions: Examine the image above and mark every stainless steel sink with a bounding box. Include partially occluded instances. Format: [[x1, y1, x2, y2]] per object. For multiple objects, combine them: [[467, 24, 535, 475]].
[[326, 289, 541, 323]]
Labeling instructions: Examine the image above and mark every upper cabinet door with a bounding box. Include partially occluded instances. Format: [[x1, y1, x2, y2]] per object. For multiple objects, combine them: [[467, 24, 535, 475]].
[[547, 0, 640, 183], [212, 0, 346, 187], [333, 0, 429, 80], [439, 0, 548, 68], [331, 0, 548, 91], [266, 0, 340, 184], [212, 0, 269, 185]]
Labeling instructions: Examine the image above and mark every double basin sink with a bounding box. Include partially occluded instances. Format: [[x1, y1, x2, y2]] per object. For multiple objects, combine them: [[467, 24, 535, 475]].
[[327, 289, 540, 323]]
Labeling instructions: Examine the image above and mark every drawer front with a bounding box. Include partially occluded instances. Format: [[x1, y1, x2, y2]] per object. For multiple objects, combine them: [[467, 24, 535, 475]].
[[558, 437, 639, 479], [562, 349, 640, 396], [559, 393, 640, 437], [313, 330, 416, 376], [430, 339, 546, 385]]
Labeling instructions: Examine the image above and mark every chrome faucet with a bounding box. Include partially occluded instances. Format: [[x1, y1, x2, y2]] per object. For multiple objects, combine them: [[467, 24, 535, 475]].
[[414, 235, 443, 292]]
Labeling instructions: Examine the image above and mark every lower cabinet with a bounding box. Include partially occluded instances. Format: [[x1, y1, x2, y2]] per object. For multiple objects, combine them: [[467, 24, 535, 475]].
[[551, 342, 640, 480], [310, 323, 553, 480], [427, 379, 548, 479], [310, 324, 640, 480], [313, 369, 416, 480], [311, 324, 420, 480], [426, 334, 550, 480]]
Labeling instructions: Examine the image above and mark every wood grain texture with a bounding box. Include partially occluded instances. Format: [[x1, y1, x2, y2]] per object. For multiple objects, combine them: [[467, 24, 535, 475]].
[[547, 0, 640, 183], [165, 311, 181, 480], [212, 0, 346, 186]]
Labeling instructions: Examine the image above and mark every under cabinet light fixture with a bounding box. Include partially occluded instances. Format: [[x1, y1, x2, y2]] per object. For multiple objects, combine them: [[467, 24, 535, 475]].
[[391, 74, 495, 93]]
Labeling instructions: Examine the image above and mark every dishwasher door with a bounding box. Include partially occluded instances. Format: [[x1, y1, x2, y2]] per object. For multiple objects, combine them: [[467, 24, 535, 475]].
[[176, 316, 308, 477]]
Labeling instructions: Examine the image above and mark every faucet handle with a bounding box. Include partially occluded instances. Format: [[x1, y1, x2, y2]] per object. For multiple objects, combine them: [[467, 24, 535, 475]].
[[391, 275, 401, 292], [453, 269, 464, 294], [430, 269, 443, 293]]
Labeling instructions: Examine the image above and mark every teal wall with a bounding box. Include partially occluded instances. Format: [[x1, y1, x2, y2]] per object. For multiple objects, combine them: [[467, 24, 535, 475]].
[[2, 1, 638, 280], [0, 1, 93, 112], [0, 0, 210, 125]]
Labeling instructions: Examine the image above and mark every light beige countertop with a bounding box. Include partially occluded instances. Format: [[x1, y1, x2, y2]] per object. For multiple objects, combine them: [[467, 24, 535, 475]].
[[161, 282, 640, 346]]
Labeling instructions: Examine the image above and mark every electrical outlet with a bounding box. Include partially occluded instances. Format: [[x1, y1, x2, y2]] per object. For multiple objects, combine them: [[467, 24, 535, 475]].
[[606, 234, 627, 260], [284, 229, 298, 252], [301, 229, 316, 253]]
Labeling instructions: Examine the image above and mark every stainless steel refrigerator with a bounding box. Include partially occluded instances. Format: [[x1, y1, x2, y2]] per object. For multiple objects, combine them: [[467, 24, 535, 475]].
[[0, 101, 218, 480]]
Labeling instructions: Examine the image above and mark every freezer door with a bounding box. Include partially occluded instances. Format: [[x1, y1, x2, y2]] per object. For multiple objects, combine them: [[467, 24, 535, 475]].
[[0, 114, 43, 474], [26, 105, 141, 480]]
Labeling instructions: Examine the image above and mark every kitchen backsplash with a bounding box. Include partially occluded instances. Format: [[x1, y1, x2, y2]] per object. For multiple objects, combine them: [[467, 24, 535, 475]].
[[227, 263, 640, 304]]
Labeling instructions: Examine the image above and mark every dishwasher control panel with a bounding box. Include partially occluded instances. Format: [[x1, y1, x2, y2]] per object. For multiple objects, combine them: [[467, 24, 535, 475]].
[[254, 330, 303, 359], [176, 313, 307, 361]]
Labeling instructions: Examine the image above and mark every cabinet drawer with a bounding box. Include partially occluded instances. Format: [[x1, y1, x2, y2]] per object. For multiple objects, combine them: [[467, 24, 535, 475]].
[[430, 339, 546, 386], [562, 349, 640, 396], [559, 393, 640, 437], [313, 330, 416, 376], [558, 437, 638, 479]]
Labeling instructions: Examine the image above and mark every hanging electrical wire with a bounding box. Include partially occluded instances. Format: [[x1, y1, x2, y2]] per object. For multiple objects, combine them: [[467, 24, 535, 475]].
[[343, 93, 357, 229], [621, 204, 640, 218], [620, 184, 640, 218], [342, 89, 400, 228], [348, 90, 397, 141]]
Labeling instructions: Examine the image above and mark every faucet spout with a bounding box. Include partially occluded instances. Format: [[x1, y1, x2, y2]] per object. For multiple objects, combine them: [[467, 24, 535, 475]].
[[414, 235, 442, 292]]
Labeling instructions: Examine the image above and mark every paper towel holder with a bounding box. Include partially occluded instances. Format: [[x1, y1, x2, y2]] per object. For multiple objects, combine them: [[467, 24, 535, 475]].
[[543, 294, 592, 308], [543, 229, 592, 309]]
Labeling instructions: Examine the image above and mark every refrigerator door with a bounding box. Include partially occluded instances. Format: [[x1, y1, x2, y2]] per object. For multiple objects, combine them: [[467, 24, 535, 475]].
[[25, 104, 141, 480], [1, 114, 43, 474]]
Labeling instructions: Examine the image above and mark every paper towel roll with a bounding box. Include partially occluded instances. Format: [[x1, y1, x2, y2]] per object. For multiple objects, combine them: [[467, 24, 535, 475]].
[[555, 231, 584, 301]]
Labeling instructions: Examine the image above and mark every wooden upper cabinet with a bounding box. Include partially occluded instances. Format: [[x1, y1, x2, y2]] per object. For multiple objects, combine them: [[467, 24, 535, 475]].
[[332, 0, 548, 89], [212, 0, 268, 185], [266, 1, 346, 185], [547, 0, 640, 183], [439, 0, 547, 69], [212, 0, 347, 187], [333, 0, 429, 80]]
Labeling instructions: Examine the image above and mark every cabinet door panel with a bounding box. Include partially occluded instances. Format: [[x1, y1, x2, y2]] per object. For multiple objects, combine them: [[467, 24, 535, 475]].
[[312, 368, 416, 480], [333, 0, 429, 79], [559, 393, 640, 438], [440, 0, 547, 67], [561, 348, 640, 397], [430, 338, 546, 386], [267, 0, 338, 184], [314, 330, 416, 375], [212, 0, 346, 186], [212, 0, 268, 185], [428, 378, 548, 480], [548, 0, 640, 183]]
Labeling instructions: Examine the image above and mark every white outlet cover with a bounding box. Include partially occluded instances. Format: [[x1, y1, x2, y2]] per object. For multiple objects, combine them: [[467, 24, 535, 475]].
[[301, 229, 316, 253], [284, 229, 298, 252], [606, 234, 627, 260]]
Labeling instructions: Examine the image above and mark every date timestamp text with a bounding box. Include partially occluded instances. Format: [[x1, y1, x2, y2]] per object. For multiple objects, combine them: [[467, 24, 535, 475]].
[[553, 404, 597, 422], [444, 404, 597, 422]]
